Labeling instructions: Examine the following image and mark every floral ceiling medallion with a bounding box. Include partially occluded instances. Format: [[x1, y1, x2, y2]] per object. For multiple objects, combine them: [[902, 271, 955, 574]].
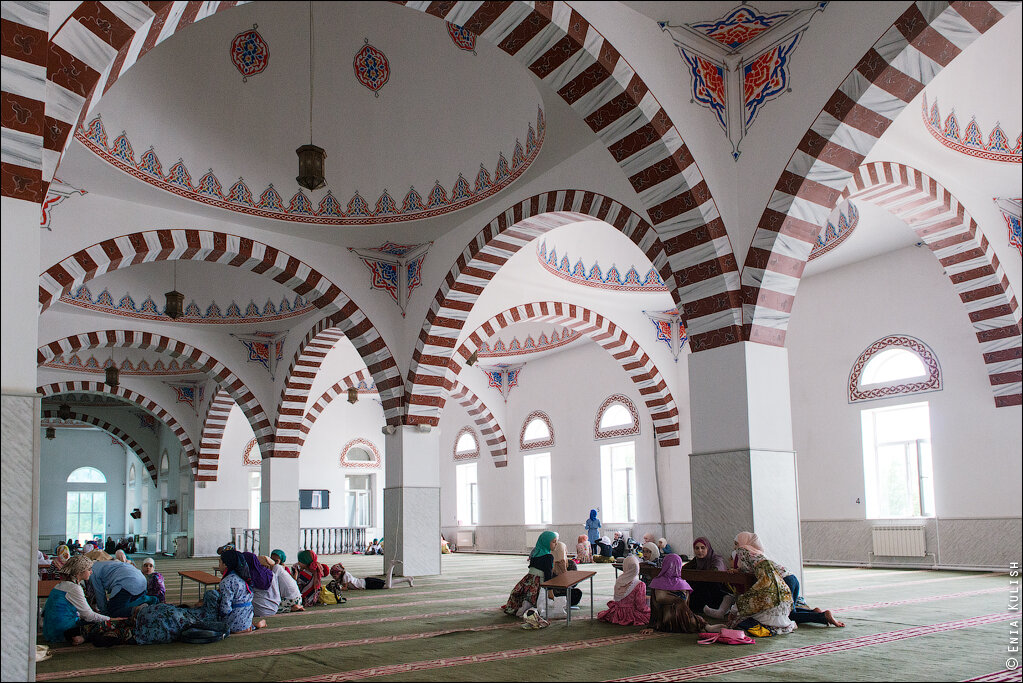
[[644, 309, 687, 362], [447, 22, 477, 54], [994, 197, 1022, 255], [480, 363, 523, 401], [660, 3, 827, 160], [231, 25, 269, 82], [479, 328, 581, 359], [921, 94, 1021, 164], [350, 241, 430, 316], [40, 177, 87, 230], [233, 331, 286, 380], [354, 39, 390, 96]]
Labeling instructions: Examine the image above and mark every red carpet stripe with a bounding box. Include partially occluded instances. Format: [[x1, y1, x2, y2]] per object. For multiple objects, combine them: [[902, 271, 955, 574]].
[[815, 573, 1005, 596], [962, 669, 1023, 682], [610, 613, 1015, 682], [833, 587, 1006, 612]]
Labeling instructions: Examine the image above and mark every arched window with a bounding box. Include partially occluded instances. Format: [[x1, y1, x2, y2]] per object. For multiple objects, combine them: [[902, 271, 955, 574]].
[[128, 464, 136, 487], [849, 336, 941, 403], [520, 411, 554, 450], [159, 451, 170, 474], [453, 426, 480, 461], [594, 395, 640, 439], [340, 438, 381, 468], [67, 466, 106, 483]]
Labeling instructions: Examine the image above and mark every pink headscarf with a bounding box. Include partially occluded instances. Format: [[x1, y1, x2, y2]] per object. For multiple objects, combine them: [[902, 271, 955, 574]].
[[734, 531, 764, 556]]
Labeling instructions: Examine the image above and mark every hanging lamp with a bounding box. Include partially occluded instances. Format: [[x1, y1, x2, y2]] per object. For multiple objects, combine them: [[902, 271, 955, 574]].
[[57, 403, 72, 420], [105, 353, 119, 389], [164, 261, 184, 320], [347, 387, 359, 404], [296, 2, 326, 191], [45, 426, 56, 440]]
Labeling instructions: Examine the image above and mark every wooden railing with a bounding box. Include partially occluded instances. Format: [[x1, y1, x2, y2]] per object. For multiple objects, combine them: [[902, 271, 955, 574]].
[[231, 527, 366, 555]]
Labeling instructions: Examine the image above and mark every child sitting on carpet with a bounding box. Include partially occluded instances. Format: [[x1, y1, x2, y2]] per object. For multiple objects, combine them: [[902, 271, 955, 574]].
[[269, 550, 304, 612], [140, 557, 166, 603], [42, 555, 112, 645]]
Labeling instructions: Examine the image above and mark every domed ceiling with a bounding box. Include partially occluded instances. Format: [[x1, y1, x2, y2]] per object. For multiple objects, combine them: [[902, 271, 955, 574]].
[[65, 2, 545, 228]]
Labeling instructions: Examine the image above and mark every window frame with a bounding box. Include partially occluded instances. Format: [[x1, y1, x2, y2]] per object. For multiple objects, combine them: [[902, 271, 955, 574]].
[[522, 451, 552, 526], [340, 438, 382, 468], [849, 335, 941, 404], [600, 440, 638, 524], [860, 401, 936, 519], [520, 410, 555, 450], [594, 394, 641, 440]]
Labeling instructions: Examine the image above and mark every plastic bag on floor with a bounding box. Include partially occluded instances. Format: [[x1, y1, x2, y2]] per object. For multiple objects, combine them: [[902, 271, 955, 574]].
[[546, 595, 568, 619]]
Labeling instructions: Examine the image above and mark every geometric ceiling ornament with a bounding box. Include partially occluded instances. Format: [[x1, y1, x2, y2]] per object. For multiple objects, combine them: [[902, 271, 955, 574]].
[[994, 197, 1022, 255], [922, 94, 1022, 164], [809, 200, 859, 261], [232, 331, 287, 381], [446, 22, 477, 54], [478, 328, 581, 359], [164, 380, 206, 416], [39, 177, 87, 231], [349, 241, 430, 317], [230, 25, 269, 82], [659, 2, 827, 160], [353, 39, 390, 96], [479, 363, 523, 401], [643, 309, 687, 363], [536, 241, 667, 292]]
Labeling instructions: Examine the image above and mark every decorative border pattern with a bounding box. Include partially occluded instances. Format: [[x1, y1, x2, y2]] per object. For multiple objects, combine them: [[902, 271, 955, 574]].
[[536, 241, 666, 291], [243, 438, 261, 466], [995, 197, 1021, 255], [61, 285, 315, 324], [74, 108, 545, 225], [446, 23, 476, 52], [41, 354, 202, 376], [809, 201, 859, 260], [479, 328, 580, 358], [231, 28, 269, 80], [353, 41, 390, 94], [340, 438, 382, 469], [199, 387, 234, 481], [519, 410, 555, 450], [593, 394, 640, 440], [922, 94, 1022, 164], [453, 426, 480, 461], [690, 6, 794, 49], [848, 335, 942, 403]]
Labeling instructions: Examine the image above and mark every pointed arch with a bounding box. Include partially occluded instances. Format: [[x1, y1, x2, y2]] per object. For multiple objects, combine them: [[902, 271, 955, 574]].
[[37, 330, 272, 457], [448, 380, 508, 467], [41, 408, 156, 483], [844, 162, 1021, 407], [454, 302, 680, 446], [741, 2, 1013, 346], [301, 378, 383, 451], [197, 387, 234, 482], [37, 381, 197, 474]]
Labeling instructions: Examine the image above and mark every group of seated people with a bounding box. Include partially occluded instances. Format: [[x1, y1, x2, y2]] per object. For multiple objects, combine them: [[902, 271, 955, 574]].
[[573, 532, 674, 565], [42, 542, 417, 647], [505, 530, 844, 636]]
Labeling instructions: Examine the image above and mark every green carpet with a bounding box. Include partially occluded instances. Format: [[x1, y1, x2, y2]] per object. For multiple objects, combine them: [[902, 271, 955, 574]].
[[35, 554, 1018, 682]]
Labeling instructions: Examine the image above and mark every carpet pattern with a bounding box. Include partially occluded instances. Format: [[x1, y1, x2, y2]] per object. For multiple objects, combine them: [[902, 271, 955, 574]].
[[34, 554, 1020, 682]]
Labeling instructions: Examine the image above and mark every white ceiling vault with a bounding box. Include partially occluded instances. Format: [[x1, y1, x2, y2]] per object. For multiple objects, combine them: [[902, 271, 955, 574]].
[[26, 1, 1021, 452]]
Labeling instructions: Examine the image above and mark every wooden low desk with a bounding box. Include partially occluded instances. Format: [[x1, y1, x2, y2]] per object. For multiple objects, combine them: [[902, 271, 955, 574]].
[[178, 570, 221, 603], [540, 570, 596, 626], [613, 562, 756, 587], [38, 579, 60, 602]]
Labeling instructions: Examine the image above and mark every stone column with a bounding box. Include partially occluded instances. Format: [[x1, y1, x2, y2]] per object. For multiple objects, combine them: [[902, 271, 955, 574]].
[[2, 194, 44, 680], [259, 456, 300, 561], [687, 342, 803, 581], [383, 425, 441, 577]]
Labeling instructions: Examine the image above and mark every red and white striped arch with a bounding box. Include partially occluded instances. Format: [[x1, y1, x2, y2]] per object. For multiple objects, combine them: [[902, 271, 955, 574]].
[[448, 380, 508, 467], [5, 2, 743, 353], [196, 386, 234, 482], [741, 1, 1014, 347], [454, 302, 681, 447], [37, 330, 272, 455], [275, 319, 403, 459], [42, 407, 156, 482], [844, 162, 1021, 407], [299, 374, 384, 452], [37, 380, 197, 474], [409, 190, 679, 426]]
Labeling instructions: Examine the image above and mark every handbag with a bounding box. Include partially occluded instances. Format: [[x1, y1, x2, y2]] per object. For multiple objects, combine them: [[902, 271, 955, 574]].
[[319, 580, 346, 605]]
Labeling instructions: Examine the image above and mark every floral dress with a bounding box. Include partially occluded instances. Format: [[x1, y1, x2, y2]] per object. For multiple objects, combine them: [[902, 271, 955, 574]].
[[502, 555, 551, 615], [732, 547, 795, 633], [217, 572, 254, 634], [132, 591, 221, 645], [597, 581, 650, 626]]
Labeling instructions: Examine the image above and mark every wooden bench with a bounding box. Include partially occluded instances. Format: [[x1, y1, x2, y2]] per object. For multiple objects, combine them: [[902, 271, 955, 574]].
[[178, 570, 221, 603], [613, 561, 756, 586], [539, 570, 596, 626], [38, 579, 60, 602]]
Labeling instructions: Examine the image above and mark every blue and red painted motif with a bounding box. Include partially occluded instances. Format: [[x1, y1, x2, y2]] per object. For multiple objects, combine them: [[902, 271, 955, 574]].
[[537, 241, 666, 292], [231, 27, 269, 79], [922, 94, 1022, 164], [354, 40, 390, 94], [240, 339, 284, 371], [810, 201, 859, 260], [689, 5, 793, 50], [446, 22, 476, 52]]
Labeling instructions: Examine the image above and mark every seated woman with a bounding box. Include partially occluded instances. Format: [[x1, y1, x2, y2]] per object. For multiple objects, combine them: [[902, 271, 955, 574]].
[[140, 557, 166, 603], [292, 549, 329, 607], [251, 556, 282, 617], [43, 544, 71, 580], [330, 561, 414, 590], [575, 535, 593, 564], [641, 541, 661, 567], [593, 535, 614, 563], [42, 555, 111, 645], [723, 532, 795, 635], [269, 550, 304, 612], [657, 538, 674, 556], [440, 535, 451, 554], [610, 532, 629, 558], [551, 541, 581, 607], [502, 531, 558, 615], [640, 554, 706, 634], [365, 538, 383, 555], [104, 537, 116, 555], [598, 555, 650, 626], [683, 536, 733, 617], [217, 549, 265, 632], [114, 549, 135, 566]]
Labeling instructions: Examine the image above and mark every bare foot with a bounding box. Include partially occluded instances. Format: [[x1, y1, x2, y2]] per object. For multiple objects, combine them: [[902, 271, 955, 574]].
[[254, 619, 267, 629], [71, 635, 85, 646], [291, 605, 305, 612], [824, 610, 845, 627], [639, 628, 654, 635]]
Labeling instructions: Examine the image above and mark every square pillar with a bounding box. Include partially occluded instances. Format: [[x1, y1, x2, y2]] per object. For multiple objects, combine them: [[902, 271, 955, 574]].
[[260, 456, 300, 561], [688, 342, 803, 579], [383, 425, 441, 577]]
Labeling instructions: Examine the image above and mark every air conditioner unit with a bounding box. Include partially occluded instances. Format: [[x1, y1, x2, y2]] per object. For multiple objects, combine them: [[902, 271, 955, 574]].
[[456, 530, 474, 549], [163, 501, 178, 515]]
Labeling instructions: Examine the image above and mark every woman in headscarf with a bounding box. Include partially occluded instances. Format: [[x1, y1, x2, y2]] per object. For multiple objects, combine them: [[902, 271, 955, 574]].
[[217, 548, 263, 631], [42, 555, 111, 644], [293, 549, 329, 607], [44, 544, 72, 580], [593, 535, 614, 562], [683, 536, 732, 617], [268, 550, 304, 612], [598, 555, 651, 626], [502, 531, 558, 616], [584, 509, 601, 553], [642, 553, 705, 633], [641, 541, 661, 567], [114, 549, 135, 566], [575, 535, 592, 564], [551, 541, 582, 606], [726, 532, 795, 634]]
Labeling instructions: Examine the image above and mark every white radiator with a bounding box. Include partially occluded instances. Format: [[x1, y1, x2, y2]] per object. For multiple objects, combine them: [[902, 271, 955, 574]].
[[456, 530, 474, 548], [871, 526, 926, 557]]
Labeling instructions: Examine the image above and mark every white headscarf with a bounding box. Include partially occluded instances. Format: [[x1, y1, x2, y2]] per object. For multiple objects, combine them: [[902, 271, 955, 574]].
[[614, 555, 642, 601], [642, 542, 660, 562]]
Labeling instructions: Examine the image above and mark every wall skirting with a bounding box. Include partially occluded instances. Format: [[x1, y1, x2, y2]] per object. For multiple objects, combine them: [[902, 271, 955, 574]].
[[442, 522, 694, 555]]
